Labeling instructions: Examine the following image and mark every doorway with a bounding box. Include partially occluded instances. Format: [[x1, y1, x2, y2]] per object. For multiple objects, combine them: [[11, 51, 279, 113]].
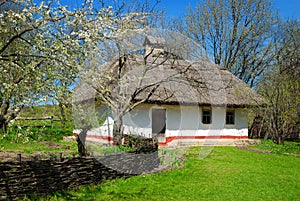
[[152, 108, 166, 135]]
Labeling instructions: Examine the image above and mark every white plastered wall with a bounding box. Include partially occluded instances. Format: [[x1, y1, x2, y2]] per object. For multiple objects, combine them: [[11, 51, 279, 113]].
[[76, 103, 249, 144], [122, 103, 248, 138]]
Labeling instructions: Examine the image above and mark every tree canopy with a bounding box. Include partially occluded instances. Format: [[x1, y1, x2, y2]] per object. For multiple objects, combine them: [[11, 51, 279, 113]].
[[0, 0, 148, 133], [180, 0, 277, 87]]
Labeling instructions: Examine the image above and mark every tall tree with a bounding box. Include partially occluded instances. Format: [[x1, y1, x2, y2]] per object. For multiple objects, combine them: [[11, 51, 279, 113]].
[[181, 0, 277, 87], [0, 0, 148, 134], [257, 19, 300, 144]]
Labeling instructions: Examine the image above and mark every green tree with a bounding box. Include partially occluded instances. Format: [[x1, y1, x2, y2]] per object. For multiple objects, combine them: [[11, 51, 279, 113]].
[[258, 20, 300, 144], [0, 0, 147, 134]]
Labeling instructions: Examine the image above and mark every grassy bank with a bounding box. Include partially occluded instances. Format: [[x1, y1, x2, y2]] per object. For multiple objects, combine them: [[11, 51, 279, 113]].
[[250, 139, 300, 155], [0, 108, 76, 156], [27, 146, 300, 201]]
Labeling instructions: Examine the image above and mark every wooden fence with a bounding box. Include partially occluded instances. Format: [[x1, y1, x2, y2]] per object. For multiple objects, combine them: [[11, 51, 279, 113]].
[[0, 152, 159, 200], [16, 116, 54, 128]]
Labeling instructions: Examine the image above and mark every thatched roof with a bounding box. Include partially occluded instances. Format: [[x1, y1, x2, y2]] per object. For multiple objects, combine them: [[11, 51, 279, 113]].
[[89, 54, 264, 107]]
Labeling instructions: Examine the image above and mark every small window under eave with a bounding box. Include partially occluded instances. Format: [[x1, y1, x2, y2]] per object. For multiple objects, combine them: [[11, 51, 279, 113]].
[[202, 109, 212, 124], [226, 110, 235, 125]]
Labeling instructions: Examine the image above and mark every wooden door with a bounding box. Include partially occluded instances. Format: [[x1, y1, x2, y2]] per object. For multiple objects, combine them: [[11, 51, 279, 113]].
[[152, 108, 166, 135]]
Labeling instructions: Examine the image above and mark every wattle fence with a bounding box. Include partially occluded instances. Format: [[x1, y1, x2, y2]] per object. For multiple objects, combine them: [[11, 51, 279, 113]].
[[0, 151, 159, 200]]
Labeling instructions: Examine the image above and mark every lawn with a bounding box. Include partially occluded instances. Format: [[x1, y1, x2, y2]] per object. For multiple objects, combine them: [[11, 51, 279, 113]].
[[30, 146, 300, 201], [0, 120, 77, 158], [251, 139, 300, 155]]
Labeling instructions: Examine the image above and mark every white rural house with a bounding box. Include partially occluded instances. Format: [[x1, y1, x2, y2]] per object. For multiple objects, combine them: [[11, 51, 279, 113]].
[[73, 36, 263, 147]]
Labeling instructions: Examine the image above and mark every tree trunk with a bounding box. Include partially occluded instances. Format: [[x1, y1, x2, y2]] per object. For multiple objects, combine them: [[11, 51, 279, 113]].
[[263, 132, 270, 140], [0, 100, 10, 134], [113, 115, 123, 145], [59, 103, 66, 129], [77, 127, 90, 157], [0, 118, 7, 134], [278, 134, 285, 145]]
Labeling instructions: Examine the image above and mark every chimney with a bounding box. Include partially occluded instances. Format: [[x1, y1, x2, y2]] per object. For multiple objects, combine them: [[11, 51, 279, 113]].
[[143, 35, 166, 57]]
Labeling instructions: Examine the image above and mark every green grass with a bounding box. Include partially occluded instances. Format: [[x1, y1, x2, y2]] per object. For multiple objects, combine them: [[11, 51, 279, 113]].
[[87, 144, 133, 156], [14, 120, 73, 131], [28, 146, 300, 201], [20, 105, 73, 121], [0, 121, 76, 154], [1, 120, 73, 145], [0, 140, 77, 154], [10, 104, 74, 142], [251, 139, 300, 155]]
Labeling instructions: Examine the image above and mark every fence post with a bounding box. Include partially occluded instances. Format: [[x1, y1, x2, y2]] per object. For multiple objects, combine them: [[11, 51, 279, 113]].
[[60, 152, 63, 162], [17, 153, 21, 163], [51, 116, 54, 128]]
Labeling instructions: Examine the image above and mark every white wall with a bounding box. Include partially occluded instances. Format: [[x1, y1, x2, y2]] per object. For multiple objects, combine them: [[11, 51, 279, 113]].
[[122, 104, 248, 138], [122, 105, 152, 138], [75, 103, 249, 144]]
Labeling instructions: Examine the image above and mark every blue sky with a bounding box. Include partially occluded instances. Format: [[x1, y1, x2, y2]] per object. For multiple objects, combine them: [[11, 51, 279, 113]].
[[169, 0, 300, 20], [273, 0, 300, 19], [60, 0, 300, 20], [158, 0, 300, 19]]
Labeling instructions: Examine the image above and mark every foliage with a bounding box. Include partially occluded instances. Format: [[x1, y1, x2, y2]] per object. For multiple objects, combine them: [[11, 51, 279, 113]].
[[159, 148, 181, 166], [25, 146, 300, 201], [0, 0, 148, 134], [256, 19, 300, 144], [117, 145, 133, 152], [0, 0, 73, 133], [251, 140, 300, 155]]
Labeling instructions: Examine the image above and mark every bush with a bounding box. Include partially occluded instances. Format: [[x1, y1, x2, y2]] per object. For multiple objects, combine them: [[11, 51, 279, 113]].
[[123, 134, 158, 154]]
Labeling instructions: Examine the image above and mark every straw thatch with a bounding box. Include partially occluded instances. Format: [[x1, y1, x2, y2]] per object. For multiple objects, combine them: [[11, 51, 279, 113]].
[[88, 54, 264, 107], [75, 36, 263, 107]]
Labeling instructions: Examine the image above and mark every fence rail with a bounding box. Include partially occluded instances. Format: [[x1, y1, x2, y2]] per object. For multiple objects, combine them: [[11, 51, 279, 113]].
[[16, 116, 54, 128]]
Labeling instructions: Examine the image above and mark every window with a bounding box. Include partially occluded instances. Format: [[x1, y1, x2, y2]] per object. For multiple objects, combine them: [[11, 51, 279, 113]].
[[226, 110, 235, 125], [202, 109, 211, 124]]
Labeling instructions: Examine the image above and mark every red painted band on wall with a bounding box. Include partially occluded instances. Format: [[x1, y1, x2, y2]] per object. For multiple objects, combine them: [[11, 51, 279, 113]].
[[158, 135, 248, 146], [75, 133, 248, 146]]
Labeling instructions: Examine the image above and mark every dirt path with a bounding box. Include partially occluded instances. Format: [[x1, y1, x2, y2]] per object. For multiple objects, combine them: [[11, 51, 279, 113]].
[[236, 146, 273, 154]]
